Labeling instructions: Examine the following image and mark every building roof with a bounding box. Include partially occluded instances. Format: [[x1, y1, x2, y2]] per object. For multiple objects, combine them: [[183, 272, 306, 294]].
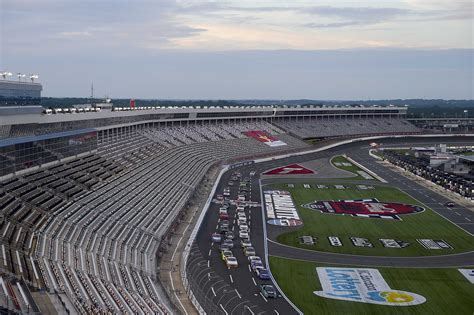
[[459, 155, 474, 163], [0, 106, 407, 127], [0, 80, 42, 91]]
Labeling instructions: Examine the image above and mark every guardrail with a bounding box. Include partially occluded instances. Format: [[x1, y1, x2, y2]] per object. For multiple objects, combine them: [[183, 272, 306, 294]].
[[180, 165, 229, 314]]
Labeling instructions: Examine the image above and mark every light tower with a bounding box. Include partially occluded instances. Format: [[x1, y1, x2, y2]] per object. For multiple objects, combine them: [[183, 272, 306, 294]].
[[17, 73, 26, 82], [29, 74, 39, 83], [1, 71, 12, 80]]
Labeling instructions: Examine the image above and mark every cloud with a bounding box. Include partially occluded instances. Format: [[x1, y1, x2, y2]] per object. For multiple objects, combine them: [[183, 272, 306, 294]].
[[0, 0, 471, 55], [172, 4, 411, 29], [1, 0, 207, 53], [300, 6, 408, 28], [304, 21, 366, 29], [175, 2, 472, 28], [56, 31, 92, 39], [404, 0, 470, 10], [301, 6, 409, 20]]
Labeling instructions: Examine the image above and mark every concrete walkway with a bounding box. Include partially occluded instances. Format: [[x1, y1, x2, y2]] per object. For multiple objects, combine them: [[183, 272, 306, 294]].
[[30, 291, 59, 315], [159, 166, 220, 315]]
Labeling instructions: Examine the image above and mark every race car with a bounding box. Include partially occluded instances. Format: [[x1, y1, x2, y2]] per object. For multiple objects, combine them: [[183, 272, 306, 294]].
[[244, 246, 256, 257], [211, 233, 222, 243], [221, 250, 233, 261], [256, 268, 271, 280], [226, 257, 238, 268], [260, 285, 278, 298]]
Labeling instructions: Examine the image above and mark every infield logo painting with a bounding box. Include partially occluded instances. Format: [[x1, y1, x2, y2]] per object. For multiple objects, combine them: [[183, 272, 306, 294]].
[[243, 130, 287, 147], [267, 219, 303, 227], [315, 267, 426, 306], [303, 198, 424, 220], [263, 164, 315, 175]]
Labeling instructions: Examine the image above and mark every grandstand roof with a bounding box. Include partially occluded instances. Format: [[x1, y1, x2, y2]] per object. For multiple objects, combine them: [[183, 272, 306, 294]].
[[0, 105, 407, 127]]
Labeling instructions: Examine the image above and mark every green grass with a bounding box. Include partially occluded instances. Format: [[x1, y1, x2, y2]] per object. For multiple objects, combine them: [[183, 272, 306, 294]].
[[330, 155, 374, 180], [272, 183, 474, 256], [269, 256, 474, 315], [370, 149, 384, 158], [305, 139, 323, 145]]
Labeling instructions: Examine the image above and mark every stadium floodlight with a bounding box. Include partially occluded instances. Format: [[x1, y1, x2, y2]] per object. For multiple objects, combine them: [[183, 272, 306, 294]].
[[17, 72, 26, 81], [1, 71, 12, 79], [30, 74, 39, 83]]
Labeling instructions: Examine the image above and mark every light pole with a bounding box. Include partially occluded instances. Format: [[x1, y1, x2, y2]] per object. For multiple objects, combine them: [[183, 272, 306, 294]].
[[1, 71, 12, 80], [30, 74, 39, 83], [17, 73, 26, 82], [463, 110, 468, 132]]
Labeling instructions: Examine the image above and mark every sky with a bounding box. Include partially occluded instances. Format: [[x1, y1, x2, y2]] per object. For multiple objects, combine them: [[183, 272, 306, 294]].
[[0, 0, 472, 100]]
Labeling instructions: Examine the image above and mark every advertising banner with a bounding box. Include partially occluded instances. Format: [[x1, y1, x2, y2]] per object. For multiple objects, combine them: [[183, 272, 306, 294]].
[[417, 239, 453, 250], [458, 269, 474, 284], [314, 267, 426, 306], [303, 198, 424, 220], [328, 236, 342, 247], [379, 239, 410, 248], [267, 219, 303, 226], [264, 190, 300, 221], [244, 130, 287, 147]]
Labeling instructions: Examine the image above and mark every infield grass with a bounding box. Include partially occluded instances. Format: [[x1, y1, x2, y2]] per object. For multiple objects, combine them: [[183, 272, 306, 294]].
[[269, 256, 474, 315], [330, 155, 373, 180], [272, 183, 474, 256]]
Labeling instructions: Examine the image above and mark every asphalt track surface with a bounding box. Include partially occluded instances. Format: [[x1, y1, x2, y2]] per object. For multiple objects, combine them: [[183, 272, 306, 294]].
[[192, 136, 474, 314]]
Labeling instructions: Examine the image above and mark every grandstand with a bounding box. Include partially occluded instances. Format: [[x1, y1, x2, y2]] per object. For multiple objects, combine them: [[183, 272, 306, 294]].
[[0, 104, 422, 313], [275, 117, 421, 139]]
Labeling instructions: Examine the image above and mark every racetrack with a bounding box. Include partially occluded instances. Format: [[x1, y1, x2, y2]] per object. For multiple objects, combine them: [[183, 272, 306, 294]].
[[189, 135, 474, 314]]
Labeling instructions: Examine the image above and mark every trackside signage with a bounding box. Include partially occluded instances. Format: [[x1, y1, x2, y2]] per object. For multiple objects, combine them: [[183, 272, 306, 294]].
[[314, 267, 426, 306]]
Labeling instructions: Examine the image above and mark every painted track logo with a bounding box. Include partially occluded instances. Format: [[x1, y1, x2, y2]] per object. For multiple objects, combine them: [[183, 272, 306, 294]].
[[267, 219, 303, 226], [243, 130, 287, 147], [367, 291, 415, 303], [263, 164, 315, 175], [314, 267, 426, 306], [303, 198, 424, 220]]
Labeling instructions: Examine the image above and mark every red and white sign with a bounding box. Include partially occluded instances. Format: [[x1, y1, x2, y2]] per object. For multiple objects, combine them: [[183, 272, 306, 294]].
[[303, 198, 424, 220], [244, 131, 287, 147], [264, 164, 315, 175]]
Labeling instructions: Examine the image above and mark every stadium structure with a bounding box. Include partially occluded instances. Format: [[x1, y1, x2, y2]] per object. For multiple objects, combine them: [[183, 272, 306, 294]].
[[0, 74, 42, 107], [0, 93, 472, 314]]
